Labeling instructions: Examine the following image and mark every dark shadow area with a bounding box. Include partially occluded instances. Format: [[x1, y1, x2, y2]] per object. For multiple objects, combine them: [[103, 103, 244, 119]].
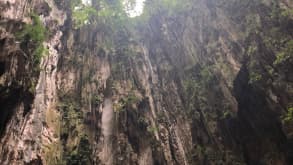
[[234, 65, 290, 164], [0, 86, 21, 137], [0, 61, 5, 76], [0, 85, 34, 137], [0, 38, 6, 52], [220, 64, 292, 164]]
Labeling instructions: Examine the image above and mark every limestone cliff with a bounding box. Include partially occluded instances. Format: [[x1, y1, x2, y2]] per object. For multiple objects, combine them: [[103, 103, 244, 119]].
[[0, 0, 292, 164]]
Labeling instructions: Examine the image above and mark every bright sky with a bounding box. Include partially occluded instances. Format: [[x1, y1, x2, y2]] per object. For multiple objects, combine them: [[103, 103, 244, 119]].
[[81, 0, 146, 18], [124, 0, 146, 17], [81, 0, 91, 5]]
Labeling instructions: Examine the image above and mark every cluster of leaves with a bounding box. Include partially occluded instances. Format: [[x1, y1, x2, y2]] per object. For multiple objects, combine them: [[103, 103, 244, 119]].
[[59, 98, 83, 138], [183, 79, 201, 102], [147, 125, 158, 134], [57, 94, 93, 164], [92, 94, 103, 105], [183, 78, 206, 118], [248, 72, 262, 84], [17, 13, 48, 65], [114, 92, 140, 112], [281, 8, 293, 17], [264, 3, 293, 48], [200, 66, 214, 85], [238, 2, 293, 88], [274, 40, 293, 65], [270, 2, 293, 21], [70, 0, 130, 30], [66, 135, 92, 165], [283, 106, 293, 123], [71, 0, 99, 28], [183, 65, 216, 116], [70, 0, 194, 30], [126, 92, 140, 104]]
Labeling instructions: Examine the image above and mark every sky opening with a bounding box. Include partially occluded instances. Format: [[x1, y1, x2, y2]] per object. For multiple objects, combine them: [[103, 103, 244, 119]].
[[124, 0, 146, 17], [81, 0, 92, 5], [81, 0, 146, 18]]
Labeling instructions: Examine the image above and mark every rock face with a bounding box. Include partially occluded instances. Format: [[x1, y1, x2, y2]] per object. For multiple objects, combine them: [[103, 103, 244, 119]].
[[0, 0, 292, 164]]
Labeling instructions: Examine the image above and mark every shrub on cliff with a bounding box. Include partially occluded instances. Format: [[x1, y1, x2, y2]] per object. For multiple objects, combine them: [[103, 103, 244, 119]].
[[283, 106, 293, 122], [274, 40, 293, 65], [17, 13, 48, 65]]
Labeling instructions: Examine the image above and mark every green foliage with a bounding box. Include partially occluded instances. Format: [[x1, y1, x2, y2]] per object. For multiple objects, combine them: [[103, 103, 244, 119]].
[[274, 52, 287, 65], [200, 66, 214, 84], [264, 65, 275, 76], [33, 44, 49, 64], [196, 145, 206, 154], [281, 9, 293, 17], [137, 116, 148, 126], [58, 95, 91, 164], [249, 72, 262, 84], [70, 0, 130, 29], [222, 111, 231, 119], [183, 78, 207, 118], [58, 97, 83, 139], [113, 100, 125, 113], [269, 2, 293, 35], [66, 135, 92, 165], [270, 2, 283, 19], [183, 66, 214, 91], [17, 14, 47, 43], [28, 81, 36, 94], [125, 92, 140, 105], [273, 40, 293, 65], [147, 125, 158, 134], [245, 14, 261, 35], [114, 92, 140, 112], [247, 45, 257, 56], [17, 13, 48, 65], [72, 5, 99, 28], [283, 106, 293, 122], [263, 28, 287, 51], [92, 95, 102, 105], [70, 0, 82, 9], [183, 79, 200, 99]]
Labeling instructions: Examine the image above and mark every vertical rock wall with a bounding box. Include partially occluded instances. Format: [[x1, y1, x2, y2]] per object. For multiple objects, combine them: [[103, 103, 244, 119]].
[[0, 0, 292, 164]]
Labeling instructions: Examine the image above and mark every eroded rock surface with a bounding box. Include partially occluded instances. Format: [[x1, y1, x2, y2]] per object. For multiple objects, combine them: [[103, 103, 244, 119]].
[[0, 0, 292, 164]]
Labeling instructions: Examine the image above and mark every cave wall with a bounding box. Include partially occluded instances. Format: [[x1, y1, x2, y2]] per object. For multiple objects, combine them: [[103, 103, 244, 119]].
[[0, 0, 292, 164]]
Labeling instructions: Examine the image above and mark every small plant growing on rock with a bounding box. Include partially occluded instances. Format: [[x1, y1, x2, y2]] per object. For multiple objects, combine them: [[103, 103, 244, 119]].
[[249, 72, 262, 84], [66, 134, 92, 164], [113, 100, 125, 113], [92, 95, 103, 105], [113, 92, 140, 112], [281, 8, 293, 17], [273, 40, 293, 65], [222, 111, 231, 119], [126, 92, 140, 106], [72, 5, 99, 29], [16, 13, 48, 65], [200, 66, 214, 84], [147, 126, 158, 134], [17, 14, 46, 43], [283, 106, 293, 122]]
